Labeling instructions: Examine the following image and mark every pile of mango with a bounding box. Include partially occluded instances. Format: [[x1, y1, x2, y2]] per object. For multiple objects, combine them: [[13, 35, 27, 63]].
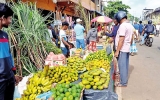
[[46, 66, 78, 84], [85, 50, 113, 63], [79, 69, 110, 90], [86, 59, 110, 72], [67, 56, 86, 72]]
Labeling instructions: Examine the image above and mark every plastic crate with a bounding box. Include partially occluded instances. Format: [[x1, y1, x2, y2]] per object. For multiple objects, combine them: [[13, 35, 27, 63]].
[[97, 45, 103, 50]]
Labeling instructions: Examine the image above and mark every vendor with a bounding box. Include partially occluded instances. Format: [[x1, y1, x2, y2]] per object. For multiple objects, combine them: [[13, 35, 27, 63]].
[[0, 3, 21, 100]]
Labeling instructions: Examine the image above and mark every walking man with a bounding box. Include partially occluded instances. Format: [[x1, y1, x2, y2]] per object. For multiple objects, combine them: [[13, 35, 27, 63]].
[[133, 22, 139, 41], [74, 19, 85, 50], [114, 11, 134, 87]]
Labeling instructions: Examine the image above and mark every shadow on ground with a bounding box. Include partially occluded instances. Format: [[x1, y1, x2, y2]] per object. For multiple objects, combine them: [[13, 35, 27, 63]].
[[128, 65, 134, 79]]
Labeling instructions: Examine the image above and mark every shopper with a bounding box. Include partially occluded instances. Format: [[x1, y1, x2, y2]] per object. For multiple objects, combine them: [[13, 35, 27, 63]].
[[74, 19, 85, 50], [51, 26, 59, 47], [130, 28, 138, 56], [47, 24, 55, 44], [0, 3, 17, 100], [87, 24, 98, 52], [138, 21, 144, 41], [59, 22, 71, 57], [97, 24, 102, 32], [105, 16, 119, 52], [156, 24, 160, 36], [133, 22, 139, 41], [114, 11, 133, 87]]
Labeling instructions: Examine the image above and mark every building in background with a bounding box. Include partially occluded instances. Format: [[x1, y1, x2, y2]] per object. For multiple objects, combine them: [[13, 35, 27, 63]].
[[142, 7, 160, 24]]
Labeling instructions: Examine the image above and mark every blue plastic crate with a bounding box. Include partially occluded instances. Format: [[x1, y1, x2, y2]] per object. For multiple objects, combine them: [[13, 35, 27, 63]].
[[97, 45, 103, 50]]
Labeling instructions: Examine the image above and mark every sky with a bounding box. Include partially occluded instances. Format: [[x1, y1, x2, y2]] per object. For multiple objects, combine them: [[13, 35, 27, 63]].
[[122, 0, 160, 18], [104, 0, 160, 18]]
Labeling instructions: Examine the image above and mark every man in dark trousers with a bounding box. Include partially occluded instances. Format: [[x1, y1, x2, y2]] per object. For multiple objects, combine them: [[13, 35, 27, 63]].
[[0, 3, 17, 100]]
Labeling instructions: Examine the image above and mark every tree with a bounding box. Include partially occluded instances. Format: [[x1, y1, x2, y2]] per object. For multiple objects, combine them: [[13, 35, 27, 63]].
[[104, 0, 130, 18], [127, 13, 134, 21], [134, 17, 139, 22]]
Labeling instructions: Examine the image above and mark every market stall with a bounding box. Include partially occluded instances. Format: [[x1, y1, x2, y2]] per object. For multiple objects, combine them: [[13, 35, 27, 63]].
[[9, 2, 118, 100], [14, 48, 118, 100]]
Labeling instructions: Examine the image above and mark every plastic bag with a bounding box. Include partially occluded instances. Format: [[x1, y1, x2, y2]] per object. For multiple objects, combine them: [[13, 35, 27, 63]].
[[106, 44, 112, 55], [14, 86, 21, 100], [36, 91, 52, 100]]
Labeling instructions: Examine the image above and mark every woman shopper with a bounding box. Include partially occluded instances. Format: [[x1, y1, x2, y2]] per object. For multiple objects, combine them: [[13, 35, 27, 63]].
[[130, 28, 138, 56], [87, 24, 98, 52]]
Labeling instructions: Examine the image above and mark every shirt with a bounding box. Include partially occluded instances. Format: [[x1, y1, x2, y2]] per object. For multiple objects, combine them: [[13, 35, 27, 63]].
[[156, 25, 160, 31], [115, 22, 133, 52], [52, 29, 58, 39], [106, 25, 119, 38], [74, 24, 85, 39], [0, 30, 14, 82], [59, 30, 67, 47], [139, 24, 144, 33], [87, 28, 97, 42], [133, 24, 139, 30], [47, 29, 53, 42], [145, 24, 154, 33]]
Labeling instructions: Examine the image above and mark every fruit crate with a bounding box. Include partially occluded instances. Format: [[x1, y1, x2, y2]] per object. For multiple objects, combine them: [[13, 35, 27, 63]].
[[96, 44, 103, 50]]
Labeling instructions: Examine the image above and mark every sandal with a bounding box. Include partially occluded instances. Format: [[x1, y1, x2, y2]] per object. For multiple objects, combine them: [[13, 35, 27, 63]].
[[131, 53, 134, 56], [115, 83, 127, 87], [115, 72, 120, 82]]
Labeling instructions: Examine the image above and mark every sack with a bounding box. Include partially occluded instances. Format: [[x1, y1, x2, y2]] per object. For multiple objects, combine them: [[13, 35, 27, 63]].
[[106, 44, 112, 55]]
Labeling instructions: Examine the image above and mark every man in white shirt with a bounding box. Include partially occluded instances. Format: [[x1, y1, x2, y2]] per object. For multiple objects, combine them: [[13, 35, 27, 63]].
[[47, 24, 55, 44], [156, 24, 160, 35], [59, 22, 71, 57]]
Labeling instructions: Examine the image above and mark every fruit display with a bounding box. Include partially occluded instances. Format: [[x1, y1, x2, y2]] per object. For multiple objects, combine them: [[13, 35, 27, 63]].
[[67, 56, 86, 72], [86, 59, 110, 72], [51, 83, 83, 100], [46, 66, 78, 84], [85, 50, 113, 63], [79, 69, 110, 90], [21, 72, 52, 100]]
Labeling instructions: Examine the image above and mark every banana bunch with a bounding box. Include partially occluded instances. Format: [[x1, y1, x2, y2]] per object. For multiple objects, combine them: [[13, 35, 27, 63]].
[[21, 73, 52, 100]]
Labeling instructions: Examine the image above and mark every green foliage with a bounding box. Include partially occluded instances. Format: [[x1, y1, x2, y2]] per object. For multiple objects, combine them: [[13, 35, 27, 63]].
[[134, 17, 139, 22], [75, 0, 90, 32], [6, 1, 52, 76], [104, 0, 130, 18], [43, 41, 62, 54]]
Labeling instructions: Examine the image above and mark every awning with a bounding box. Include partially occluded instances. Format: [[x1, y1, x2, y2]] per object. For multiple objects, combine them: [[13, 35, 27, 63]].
[[95, 11, 103, 16]]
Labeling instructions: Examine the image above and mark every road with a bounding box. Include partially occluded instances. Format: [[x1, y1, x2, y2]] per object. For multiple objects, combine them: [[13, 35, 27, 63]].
[[122, 36, 160, 100]]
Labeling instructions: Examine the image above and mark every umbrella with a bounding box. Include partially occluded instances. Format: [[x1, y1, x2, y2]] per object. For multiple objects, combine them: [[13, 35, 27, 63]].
[[91, 16, 112, 23]]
